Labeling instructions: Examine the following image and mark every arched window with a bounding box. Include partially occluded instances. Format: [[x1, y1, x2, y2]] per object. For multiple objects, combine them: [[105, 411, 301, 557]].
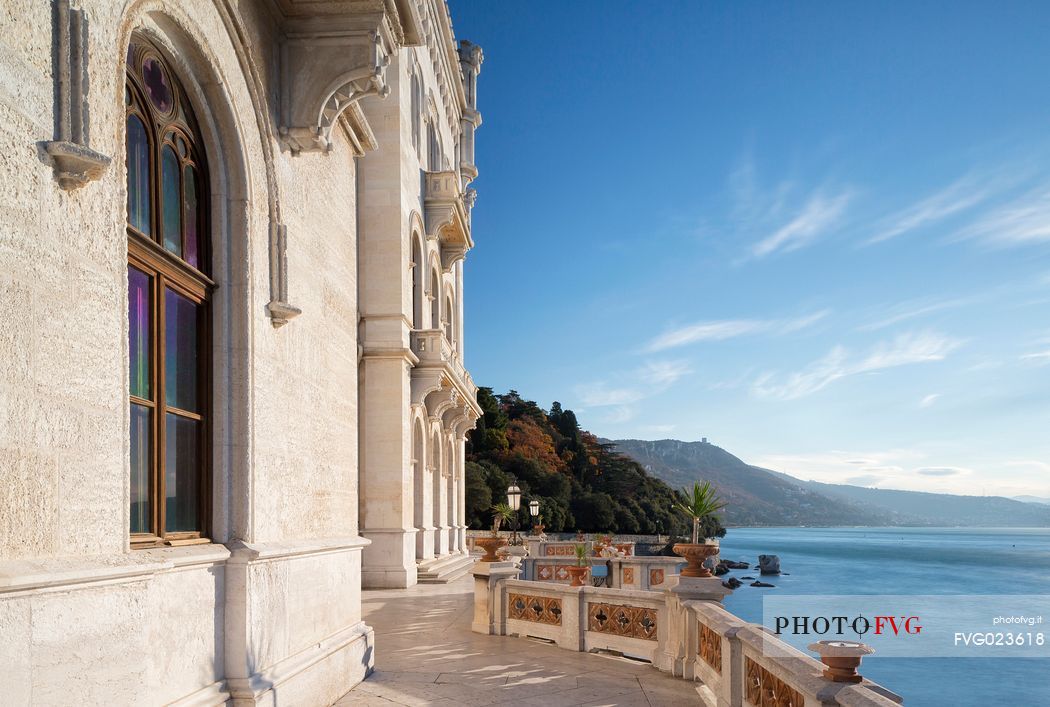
[[444, 294, 454, 343], [126, 37, 211, 546], [411, 236, 423, 329], [429, 269, 441, 330], [410, 69, 421, 157]]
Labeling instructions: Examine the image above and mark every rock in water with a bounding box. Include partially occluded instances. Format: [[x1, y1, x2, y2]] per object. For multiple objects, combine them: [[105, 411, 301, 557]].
[[723, 577, 743, 589], [758, 554, 781, 575], [750, 580, 775, 588]]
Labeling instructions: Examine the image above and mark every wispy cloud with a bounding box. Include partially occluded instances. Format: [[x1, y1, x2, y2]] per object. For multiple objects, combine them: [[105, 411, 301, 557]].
[[916, 466, 969, 477], [919, 393, 941, 408], [751, 190, 852, 258], [865, 174, 995, 245], [1020, 350, 1050, 365], [645, 310, 830, 353], [752, 331, 963, 400], [604, 406, 635, 424], [859, 295, 977, 331], [956, 184, 1050, 247], [638, 360, 692, 386], [574, 383, 645, 408]]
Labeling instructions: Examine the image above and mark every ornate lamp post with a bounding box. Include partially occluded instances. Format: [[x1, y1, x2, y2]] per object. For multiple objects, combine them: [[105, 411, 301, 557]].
[[528, 499, 540, 535], [506, 480, 522, 545]]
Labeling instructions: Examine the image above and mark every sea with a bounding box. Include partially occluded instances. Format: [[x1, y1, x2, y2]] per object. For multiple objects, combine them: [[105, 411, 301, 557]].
[[717, 527, 1050, 707]]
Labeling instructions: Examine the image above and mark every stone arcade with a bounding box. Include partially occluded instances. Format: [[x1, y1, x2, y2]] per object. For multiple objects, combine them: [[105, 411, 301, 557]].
[[0, 0, 482, 703]]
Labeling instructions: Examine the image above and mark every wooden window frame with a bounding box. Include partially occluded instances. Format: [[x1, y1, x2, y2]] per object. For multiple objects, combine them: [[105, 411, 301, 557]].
[[126, 38, 213, 549]]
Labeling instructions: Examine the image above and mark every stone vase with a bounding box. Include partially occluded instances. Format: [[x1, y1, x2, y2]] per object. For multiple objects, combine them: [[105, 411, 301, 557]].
[[474, 536, 504, 562], [673, 542, 720, 578], [565, 565, 590, 587]]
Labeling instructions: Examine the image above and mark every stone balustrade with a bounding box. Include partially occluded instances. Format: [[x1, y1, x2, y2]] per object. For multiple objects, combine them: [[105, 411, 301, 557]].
[[521, 555, 685, 590], [473, 565, 904, 707]]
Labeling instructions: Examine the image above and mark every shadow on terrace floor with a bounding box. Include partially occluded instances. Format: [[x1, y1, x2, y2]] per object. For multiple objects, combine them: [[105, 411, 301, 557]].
[[334, 573, 701, 706]]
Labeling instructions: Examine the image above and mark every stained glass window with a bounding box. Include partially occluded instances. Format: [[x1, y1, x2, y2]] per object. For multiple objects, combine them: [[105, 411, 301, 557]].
[[126, 115, 150, 235], [164, 288, 198, 412], [125, 37, 210, 546], [161, 144, 181, 255], [183, 165, 199, 268]]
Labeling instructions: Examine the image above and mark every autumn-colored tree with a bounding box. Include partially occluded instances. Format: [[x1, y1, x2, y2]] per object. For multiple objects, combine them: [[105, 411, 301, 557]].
[[464, 389, 701, 535]]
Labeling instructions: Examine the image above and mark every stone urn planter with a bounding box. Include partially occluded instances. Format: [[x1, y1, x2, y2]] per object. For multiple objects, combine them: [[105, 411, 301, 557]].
[[673, 542, 720, 578], [532, 524, 545, 536], [614, 543, 633, 556], [565, 565, 590, 587], [474, 535, 505, 562], [808, 640, 875, 683]]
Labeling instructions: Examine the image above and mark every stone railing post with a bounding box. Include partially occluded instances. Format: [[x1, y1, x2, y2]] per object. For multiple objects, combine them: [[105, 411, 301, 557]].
[[658, 575, 731, 677], [471, 560, 519, 635]]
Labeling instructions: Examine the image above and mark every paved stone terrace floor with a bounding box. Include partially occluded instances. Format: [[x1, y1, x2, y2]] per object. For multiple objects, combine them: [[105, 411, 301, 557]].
[[335, 573, 702, 706]]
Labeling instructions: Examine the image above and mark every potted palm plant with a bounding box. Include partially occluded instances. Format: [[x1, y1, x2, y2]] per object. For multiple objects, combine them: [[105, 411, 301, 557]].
[[672, 481, 727, 578], [475, 503, 513, 562], [565, 543, 590, 587], [532, 514, 545, 536]]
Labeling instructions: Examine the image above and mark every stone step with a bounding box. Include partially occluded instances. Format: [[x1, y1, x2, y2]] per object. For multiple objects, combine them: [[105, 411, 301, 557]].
[[416, 552, 476, 584]]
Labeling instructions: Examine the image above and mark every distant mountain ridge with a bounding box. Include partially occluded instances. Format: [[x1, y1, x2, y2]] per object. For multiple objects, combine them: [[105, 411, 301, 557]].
[[1015, 495, 1050, 506], [610, 438, 1050, 528]]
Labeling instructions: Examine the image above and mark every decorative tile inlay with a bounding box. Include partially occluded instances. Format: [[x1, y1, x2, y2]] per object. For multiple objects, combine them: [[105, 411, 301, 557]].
[[544, 545, 575, 556], [536, 564, 571, 581], [587, 602, 658, 641], [649, 568, 665, 586], [699, 622, 722, 673], [744, 657, 805, 707], [623, 567, 635, 585], [508, 593, 562, 625]]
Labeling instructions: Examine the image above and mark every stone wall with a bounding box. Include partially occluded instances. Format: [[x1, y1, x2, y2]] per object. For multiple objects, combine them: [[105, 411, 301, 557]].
[[0, 0, 481, 703]]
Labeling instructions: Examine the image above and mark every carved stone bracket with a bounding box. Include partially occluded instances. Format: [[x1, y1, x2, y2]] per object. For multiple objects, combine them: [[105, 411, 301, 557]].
[[46, 0, 110, 189], [279, 25, 390, 154]]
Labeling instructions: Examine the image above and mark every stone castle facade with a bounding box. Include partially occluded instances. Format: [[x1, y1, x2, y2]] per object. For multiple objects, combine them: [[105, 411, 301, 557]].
[[0, 0, 482, 703]]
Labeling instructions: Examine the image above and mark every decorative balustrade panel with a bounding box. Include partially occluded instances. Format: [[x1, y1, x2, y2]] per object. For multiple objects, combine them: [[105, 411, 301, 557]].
[[745, 657, 806, 707], [698, 622, 722, 673], [623, 567, 635, 585], [508, 593, 563, 626], [544, 545, 575, 556], [587, 602, 658, 641], [536, 564, 570, 581], [649, 568, 665, 586]]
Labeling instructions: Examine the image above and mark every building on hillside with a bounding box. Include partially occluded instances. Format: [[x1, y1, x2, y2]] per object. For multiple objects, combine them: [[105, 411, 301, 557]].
[[0, 0, 482, 703]]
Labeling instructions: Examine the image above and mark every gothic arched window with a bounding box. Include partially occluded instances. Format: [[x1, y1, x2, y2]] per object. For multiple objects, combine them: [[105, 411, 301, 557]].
[[126, 37, 211, 546]]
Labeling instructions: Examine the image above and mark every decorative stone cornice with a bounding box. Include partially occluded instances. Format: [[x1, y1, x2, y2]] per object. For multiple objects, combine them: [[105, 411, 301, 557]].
[[46, 0, 110, 189]]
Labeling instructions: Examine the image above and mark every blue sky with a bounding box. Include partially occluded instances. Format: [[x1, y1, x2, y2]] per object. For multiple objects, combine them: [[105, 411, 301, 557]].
[[450, 1, 1050, 498]]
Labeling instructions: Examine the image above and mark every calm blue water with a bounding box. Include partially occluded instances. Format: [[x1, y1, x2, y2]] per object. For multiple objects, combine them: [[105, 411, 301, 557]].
[[718, 527, 1050, 707]]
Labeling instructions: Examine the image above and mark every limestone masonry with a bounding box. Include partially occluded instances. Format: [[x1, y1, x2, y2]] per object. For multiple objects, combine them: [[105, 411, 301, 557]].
[[0, 0, 482, 703]]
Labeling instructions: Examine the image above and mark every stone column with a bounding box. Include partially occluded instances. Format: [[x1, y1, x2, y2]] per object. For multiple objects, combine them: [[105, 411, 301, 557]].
[[416, 463, 435, 561], [455, 261, 465, 359], [359, 353, 417, 588], [457, 436, 467, 552], [433, 449, 449, 556]]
